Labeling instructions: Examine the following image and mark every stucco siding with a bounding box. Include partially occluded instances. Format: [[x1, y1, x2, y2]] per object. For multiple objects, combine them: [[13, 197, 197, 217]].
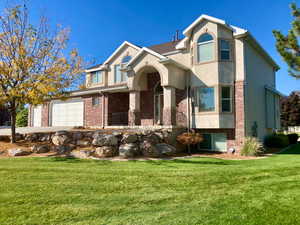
[[244, 41, 276, 140]]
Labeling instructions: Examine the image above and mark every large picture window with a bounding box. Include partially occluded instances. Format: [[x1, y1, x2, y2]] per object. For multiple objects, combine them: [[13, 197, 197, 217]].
[[114, 55, 132, 83], [91, 71, 103, 84], [197, 33, 214, 62], [221, 86, 232, 112], [198, 87, 215, 112]]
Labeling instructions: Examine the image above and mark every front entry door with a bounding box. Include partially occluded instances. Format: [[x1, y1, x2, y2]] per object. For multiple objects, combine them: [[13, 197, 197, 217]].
[[154, 94, 163, 125]]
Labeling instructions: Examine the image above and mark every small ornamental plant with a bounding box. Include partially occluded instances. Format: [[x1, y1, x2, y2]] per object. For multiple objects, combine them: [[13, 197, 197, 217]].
[[241, 137, 264, 156], [176, 132, 204, 145]]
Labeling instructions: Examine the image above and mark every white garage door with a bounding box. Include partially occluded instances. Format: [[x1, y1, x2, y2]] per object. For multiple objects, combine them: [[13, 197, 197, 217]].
[[33, 106, 42, 127], [52, 99, 84, 126]]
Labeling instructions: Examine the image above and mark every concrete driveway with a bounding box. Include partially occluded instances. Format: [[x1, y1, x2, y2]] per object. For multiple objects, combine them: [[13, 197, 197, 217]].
[[0, 126, 74, 135]]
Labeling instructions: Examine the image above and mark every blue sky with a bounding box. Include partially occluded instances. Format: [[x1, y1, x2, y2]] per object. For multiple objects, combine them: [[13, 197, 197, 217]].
[[1, 0, 300, 95]]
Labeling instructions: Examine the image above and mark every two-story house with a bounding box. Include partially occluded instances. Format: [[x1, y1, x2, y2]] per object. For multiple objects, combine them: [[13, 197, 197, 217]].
[[28, 15, 281, 152]]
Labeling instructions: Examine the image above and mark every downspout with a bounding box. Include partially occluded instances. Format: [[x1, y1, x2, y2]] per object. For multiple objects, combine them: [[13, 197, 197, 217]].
[[186, 72, 191, 155], [101, 92, 105, 129], [186, 73, 191, 132]]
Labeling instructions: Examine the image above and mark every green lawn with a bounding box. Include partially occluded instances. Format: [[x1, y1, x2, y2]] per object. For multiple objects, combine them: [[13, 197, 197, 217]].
[[1, 145, 300, 225]]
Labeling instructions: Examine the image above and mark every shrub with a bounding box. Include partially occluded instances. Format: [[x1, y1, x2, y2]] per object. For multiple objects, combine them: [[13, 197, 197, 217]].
[[287, 133, 299, 144], [176, 132, 203, 145], [241, 137, 264, 156], [16, 107, 28, 127], [264, 134, 289, 148]]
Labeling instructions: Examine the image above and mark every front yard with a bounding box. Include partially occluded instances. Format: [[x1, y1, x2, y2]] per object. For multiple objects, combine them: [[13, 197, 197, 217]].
[[1, 144, 300, 225]]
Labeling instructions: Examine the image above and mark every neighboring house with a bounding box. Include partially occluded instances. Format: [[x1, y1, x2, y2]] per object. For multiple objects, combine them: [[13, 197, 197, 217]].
[[28, 15, 281, 152]]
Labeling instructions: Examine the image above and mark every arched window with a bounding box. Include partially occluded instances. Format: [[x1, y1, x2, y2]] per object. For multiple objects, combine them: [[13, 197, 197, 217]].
[[122, 55, 132, 64], [197, 33, 214, 62]]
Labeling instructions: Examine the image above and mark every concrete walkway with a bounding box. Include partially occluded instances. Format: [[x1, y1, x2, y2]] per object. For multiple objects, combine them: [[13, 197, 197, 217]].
[[0, 127, 74, 135]]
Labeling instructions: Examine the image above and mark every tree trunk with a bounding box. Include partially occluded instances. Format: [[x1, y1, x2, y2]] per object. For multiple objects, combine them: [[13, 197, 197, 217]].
[[10, 105, 17, 143]]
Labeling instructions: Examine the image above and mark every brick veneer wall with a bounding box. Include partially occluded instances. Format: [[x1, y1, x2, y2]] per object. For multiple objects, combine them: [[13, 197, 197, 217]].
[[234, 81, 246, 151], [83, 94, 103, 127], [41, 103, 50, 127], [107, 92, 129, 125]]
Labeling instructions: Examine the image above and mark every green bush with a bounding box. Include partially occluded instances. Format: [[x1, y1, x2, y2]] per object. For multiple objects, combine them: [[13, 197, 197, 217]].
[[264, 134, 289, 148], [16, 107, 28, 127], [287, 133, 299, 144], [241, 137, 264, 156]]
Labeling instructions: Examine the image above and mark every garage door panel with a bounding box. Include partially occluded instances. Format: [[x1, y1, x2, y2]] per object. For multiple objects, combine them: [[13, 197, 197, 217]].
[[33, 106, 42, 127], [52, 99, 83, 126]]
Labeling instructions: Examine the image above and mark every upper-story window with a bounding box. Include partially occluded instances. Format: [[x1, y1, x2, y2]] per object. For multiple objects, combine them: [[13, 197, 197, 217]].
[[91, 71, 103, 84], [114, 56, 132, 83], [220, 40, 231, 60], [197, 33, 214, 63]]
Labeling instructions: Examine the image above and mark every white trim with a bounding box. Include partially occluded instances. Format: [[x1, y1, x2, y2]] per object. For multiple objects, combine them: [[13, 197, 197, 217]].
[[162, 50, 181, 56], [183, 14, 234, 36], [159, 58, 190, 70], [176, 37, 188, 50], [103, 41, 141, 65], [127, 47, 167, 67]]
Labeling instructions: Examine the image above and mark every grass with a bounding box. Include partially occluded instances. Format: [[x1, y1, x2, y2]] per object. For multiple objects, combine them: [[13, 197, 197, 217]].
[[1, 145, 300, 225]]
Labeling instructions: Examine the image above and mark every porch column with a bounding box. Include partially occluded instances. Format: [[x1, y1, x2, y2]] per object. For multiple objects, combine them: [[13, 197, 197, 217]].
[[163, 86, 176, 125], [128, 91, 141, 126]]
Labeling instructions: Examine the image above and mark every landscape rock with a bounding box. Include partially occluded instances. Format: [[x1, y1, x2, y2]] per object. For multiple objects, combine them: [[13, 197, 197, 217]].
[[55, 130, 69, 136], [31, 144, 50, 154], [52, 134, 70, 146], [119, 143, 140, 158], [70, 150, 94, 159], [94, 146, 117, 158], [25, 133, 39, 142], [8, 148, 31, 157], [156, 143, 177, 156], [76, 139, 91, 147], [92, 134, 118, 146], [121, 133, 138, 143], [72, 132, 83, 141], [54, 145, 72, 154], [39, 134, 52, 142], [140, 141, 160, 157], [142, 133, 161, 145]]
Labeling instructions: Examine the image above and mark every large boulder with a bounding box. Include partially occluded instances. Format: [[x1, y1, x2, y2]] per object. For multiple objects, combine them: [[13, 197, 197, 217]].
[[140, 141, 161, 157], [156, 143, 177, 156], [76, 139, 91, 147], [8, 148, 31, 157], [54, 145, 74, 154], [119, 143, 140, 158], [31, 144, 50, 154], [94, 146, 117, 158], [70, 150, 94, 159], [72, 132, 83, 141], [25, 133, 39, 142], [39, 133, 52, 142], [52, 134, 70, 146], [92, 134, 118, 147], [121, 133, 138, 144], [142, 133, 161, 145]]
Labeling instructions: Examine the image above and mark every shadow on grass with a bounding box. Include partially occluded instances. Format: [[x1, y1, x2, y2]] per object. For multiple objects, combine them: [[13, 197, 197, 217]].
[[278, 144, 300, 155], [143, 158, 234, 166]]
